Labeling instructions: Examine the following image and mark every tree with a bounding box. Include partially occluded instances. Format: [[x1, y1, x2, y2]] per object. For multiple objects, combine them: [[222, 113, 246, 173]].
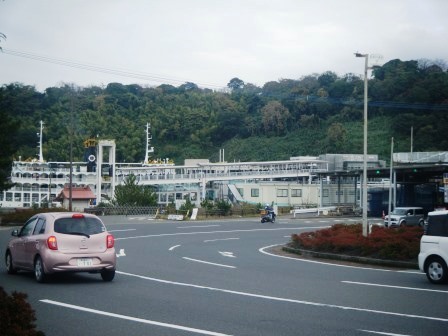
[[0, 32, 5, 51], [227, 77, 245, 91], [113, 174, 157, 206], [0, 90, 20, 193], [326, 122, 347, 153], [261, 101, 291, 135]]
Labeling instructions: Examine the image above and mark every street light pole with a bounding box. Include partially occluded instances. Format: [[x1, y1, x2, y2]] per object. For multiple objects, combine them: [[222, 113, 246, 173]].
[[355, 52, 369, 237]]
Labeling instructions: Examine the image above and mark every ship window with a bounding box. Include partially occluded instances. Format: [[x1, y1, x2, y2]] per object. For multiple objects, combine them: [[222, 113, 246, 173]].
[[291, 189, 302, 197], [251, 188, 259, 197], [6, 193, 12, 201], [14, 193, 21, 201], [277, 189, 288, 197]]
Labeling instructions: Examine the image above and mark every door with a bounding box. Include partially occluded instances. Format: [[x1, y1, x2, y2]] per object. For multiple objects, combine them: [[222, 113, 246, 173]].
[[13, 217, 38, 267]]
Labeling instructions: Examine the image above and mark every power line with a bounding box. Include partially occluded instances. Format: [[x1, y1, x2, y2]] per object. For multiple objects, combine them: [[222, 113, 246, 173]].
[[2, 48, 226, 89]]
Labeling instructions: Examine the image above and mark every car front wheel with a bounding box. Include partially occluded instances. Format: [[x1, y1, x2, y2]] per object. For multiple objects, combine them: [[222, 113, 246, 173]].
[[425, 257, 448, 284], [5, 251, 17, 274], [34, 256, 47, 283]]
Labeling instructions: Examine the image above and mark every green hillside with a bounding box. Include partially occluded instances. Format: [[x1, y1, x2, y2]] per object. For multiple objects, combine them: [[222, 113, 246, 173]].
[[1, 59, 448, 166]]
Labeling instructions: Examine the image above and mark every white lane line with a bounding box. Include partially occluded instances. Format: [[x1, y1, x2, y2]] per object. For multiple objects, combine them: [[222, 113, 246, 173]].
[[40, 299, 231, 336], [169, 245, 181, 251], [360, 330, 411, 336], [110, 228, 138, 232], [342, 281, 448, 294], [177, 225, 220, 229], [115, 226, 326, 241], [182, 257, 236, 269], [260, 244, 413, 273], [116, 271, 448, 322], [204, 238, 240, 243]]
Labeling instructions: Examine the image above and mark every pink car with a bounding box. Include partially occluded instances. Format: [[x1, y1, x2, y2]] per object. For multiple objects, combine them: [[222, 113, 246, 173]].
[[5, 212, 116, 283]]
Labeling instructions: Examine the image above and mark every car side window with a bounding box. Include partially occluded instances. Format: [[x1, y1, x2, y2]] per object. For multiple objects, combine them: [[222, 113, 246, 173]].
[[33, 218, 46, 235], [427, 215, 448, 237], [19, 218, 38, 237]]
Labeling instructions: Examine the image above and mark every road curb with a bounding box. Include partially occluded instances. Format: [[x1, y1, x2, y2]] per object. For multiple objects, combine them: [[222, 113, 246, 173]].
[[282, 245, 419, 269]]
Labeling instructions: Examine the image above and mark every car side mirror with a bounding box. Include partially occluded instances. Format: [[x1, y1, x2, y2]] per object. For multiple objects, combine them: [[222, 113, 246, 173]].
[[11, 229, 19, 237]]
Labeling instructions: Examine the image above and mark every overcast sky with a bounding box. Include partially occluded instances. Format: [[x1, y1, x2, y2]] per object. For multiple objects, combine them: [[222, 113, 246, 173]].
[[1, 0, 447, 92]]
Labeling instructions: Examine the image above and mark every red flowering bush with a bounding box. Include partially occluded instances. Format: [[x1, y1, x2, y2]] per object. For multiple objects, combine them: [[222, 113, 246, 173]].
[[0, 287, 45, 336], [290, 224, 423, 261]]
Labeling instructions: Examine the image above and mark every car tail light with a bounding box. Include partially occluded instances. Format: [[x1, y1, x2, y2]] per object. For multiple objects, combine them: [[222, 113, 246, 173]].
[[72, 213, 84, 219], [47, 236, 58, 250], [107, 234, 114, 249]]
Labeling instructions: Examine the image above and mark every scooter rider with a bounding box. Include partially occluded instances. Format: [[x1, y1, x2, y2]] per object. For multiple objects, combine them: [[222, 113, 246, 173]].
[[264, 203, 276, 221]]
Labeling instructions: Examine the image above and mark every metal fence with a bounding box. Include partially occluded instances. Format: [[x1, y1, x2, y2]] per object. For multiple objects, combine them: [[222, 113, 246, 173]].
[[85, 206, 159, 217]]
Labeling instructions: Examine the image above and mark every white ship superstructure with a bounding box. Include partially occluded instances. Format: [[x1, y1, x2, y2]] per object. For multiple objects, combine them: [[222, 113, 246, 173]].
[[1, 121, 332, 209]]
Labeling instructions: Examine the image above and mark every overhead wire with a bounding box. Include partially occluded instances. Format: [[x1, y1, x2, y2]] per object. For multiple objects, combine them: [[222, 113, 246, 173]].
[[2, 48, 227, 89]]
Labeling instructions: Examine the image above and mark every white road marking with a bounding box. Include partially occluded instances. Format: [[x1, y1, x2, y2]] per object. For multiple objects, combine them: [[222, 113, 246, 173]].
[[360, 330, 411, 336], [40, 299, 232, 336], [169, 244, 181, 251], [116, 271, 448, 322], [342, 281, 448, 293], [219, 251, 236, 258], [109, 229, 136, 232], [115, 226, 325, 241], [260, 244, 416, 273], [182, 257, 236, 269], [116, 249, 126, 258], [177, 225, 220, 229], [204, 238, 240, 243]]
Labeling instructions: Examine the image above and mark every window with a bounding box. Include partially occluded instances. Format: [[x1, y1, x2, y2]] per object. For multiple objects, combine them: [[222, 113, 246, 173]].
[[19, 218, 38, 237], [427, 215, 448, 237], [322, 189, 329, 197], [55, 217, 105, 235], [237, 188, 244, 197], [33, 218, 46, 235], [251, 188, 259, 197], [291, 189, 302, 197], [277, 189, 288, 197]]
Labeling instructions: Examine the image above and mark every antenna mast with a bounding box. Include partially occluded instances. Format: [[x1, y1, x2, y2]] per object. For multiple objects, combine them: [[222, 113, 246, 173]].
[[144, 122, 154, 164], [37, 120, 44, 163]]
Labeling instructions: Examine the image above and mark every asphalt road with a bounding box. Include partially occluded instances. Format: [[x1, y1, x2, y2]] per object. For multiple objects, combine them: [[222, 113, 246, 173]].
[[1, 215, 447, 336]]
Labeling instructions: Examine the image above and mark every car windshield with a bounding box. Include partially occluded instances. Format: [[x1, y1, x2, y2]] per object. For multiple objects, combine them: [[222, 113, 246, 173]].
[[54, 217, 105, 236], [392, 209, 408, 215]]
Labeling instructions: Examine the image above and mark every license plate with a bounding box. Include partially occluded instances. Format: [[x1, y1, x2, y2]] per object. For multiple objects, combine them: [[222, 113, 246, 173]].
[[77, 258, 93, 267]]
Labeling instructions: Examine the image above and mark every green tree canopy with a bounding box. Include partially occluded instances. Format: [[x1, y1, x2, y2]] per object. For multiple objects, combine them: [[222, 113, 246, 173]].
[[113, 174, 157, 206]]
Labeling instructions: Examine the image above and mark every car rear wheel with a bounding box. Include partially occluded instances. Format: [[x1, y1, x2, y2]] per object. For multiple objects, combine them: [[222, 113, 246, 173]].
[[5, 251, 17, 274], [101, 269, 115, 282], [400, 221, 406, 227], [425, 257, 448, 284], [34, 256, 47, 283], [418, 220, 425, 227]]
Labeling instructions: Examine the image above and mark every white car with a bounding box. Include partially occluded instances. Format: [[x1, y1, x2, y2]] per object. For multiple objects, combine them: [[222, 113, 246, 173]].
[[418, 210, 448, 284]]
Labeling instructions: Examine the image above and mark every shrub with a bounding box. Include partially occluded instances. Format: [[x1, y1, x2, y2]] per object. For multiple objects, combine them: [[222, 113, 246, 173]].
[[1, 208, 68, 226], [291, 224, 423, 261], [0, 286, 45, 336]]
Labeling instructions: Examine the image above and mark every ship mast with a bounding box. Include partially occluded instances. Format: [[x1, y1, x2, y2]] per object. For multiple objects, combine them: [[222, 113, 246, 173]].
[[37, 120, 44, 163], [144, 122, 154, 164]]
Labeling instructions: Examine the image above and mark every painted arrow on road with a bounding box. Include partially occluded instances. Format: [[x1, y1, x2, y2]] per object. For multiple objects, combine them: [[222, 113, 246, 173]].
[[219, 251, 236, 258]]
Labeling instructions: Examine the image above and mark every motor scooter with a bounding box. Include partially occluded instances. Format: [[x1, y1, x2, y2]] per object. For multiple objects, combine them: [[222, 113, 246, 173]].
[[261, 210, 276, 223]]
